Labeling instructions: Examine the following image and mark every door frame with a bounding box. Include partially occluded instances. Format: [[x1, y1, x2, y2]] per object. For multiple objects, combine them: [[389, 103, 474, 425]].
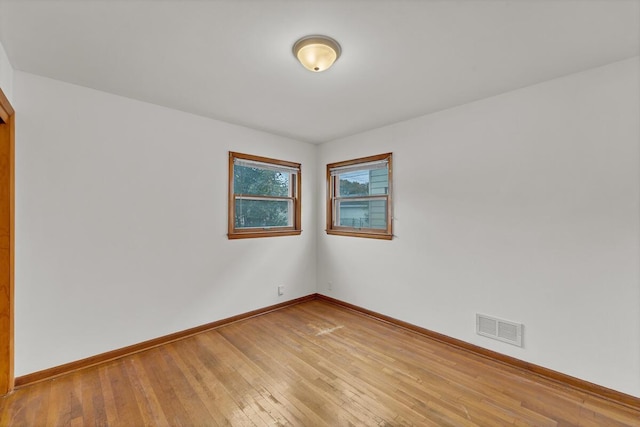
[[0, 87, 14, 395]]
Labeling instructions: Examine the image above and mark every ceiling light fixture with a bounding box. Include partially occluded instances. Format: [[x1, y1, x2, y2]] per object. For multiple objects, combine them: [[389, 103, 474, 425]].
[[292, 35, 341, 72]]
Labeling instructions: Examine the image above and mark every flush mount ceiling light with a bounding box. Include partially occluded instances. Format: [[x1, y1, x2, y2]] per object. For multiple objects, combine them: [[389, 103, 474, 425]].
[[292, 35, 341, 72]]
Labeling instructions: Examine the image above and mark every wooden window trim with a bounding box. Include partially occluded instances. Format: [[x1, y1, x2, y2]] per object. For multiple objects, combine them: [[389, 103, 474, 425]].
[[326, 153, 393, 240], [228, 152, 302, 239]]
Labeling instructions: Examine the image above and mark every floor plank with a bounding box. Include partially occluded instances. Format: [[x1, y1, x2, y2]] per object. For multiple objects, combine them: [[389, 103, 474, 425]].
[[1, 299, 638, 426]]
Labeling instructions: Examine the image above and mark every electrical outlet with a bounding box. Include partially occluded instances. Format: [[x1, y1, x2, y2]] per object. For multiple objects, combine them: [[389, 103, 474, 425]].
[[328, 281, 333, 291], [278, 285, 284, 296]]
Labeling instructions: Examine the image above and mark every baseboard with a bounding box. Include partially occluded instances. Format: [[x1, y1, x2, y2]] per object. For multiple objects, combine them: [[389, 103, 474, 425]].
[[14, 292, 640, 411], [14, 294, 316, 388], [316, 294, 640, 411]]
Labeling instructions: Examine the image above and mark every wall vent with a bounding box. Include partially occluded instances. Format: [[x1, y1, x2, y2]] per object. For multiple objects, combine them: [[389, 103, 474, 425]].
[[476, 314, 523, 347]]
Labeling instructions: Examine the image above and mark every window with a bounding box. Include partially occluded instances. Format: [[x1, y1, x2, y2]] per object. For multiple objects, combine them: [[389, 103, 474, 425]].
[[228, 152, 301, 239], [326, 153, 392, 240]]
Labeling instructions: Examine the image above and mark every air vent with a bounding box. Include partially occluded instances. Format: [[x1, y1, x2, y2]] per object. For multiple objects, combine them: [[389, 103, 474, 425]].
[[476, 314, 523, 347]]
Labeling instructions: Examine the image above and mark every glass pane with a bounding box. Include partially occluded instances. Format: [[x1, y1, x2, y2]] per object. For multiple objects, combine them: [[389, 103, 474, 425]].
[[337, 167, 388, 197], [336, 199, 387, 229], [235, 199, 292, 228], [234, 165, 291, 197]]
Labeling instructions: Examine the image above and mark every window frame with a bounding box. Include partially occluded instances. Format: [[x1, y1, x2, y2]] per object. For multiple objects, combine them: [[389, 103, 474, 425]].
[[326, 153, 393, 240], [228, 151, 302, 239]]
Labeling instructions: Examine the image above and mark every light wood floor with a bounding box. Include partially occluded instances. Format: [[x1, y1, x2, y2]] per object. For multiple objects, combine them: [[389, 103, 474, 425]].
[[1, 299, 639, 426]]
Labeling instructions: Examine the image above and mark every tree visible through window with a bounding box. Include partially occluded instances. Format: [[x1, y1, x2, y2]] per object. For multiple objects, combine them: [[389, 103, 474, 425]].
[[228, 152, 301, 239], [326, 153, 393, 239]]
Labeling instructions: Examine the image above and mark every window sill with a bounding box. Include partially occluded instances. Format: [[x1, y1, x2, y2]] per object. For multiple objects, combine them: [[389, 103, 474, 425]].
[[228, 230, 302, 239], [325, 229, 392, 240]]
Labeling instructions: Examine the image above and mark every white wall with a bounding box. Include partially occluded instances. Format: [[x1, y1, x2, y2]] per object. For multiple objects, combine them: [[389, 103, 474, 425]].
[[0, 40, 13, 103], [14, 71, 317, 376], [317, 57, 640, 397]]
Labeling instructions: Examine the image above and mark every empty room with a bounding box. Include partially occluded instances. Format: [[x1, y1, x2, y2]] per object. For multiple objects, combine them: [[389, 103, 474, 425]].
[[0, 0, 639, 425]]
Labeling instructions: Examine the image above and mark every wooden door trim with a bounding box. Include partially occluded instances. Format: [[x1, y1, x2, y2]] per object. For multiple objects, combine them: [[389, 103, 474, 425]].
[[0, 87, 14, 396]]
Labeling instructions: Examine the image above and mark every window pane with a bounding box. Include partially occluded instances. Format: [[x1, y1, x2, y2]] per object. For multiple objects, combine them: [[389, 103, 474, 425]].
[[235, 198, 292, 228], [336, 199, 387, 229], [337, 168, 388, 197], [234, 165, 290, 197]]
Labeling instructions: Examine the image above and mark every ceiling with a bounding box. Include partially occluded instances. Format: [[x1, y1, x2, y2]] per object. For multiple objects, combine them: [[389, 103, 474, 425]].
[[0, 0, 638, 144]]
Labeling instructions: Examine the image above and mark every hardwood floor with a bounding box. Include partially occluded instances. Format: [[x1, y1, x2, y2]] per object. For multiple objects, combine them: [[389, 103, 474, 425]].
[[1, 299, 639, 426]]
